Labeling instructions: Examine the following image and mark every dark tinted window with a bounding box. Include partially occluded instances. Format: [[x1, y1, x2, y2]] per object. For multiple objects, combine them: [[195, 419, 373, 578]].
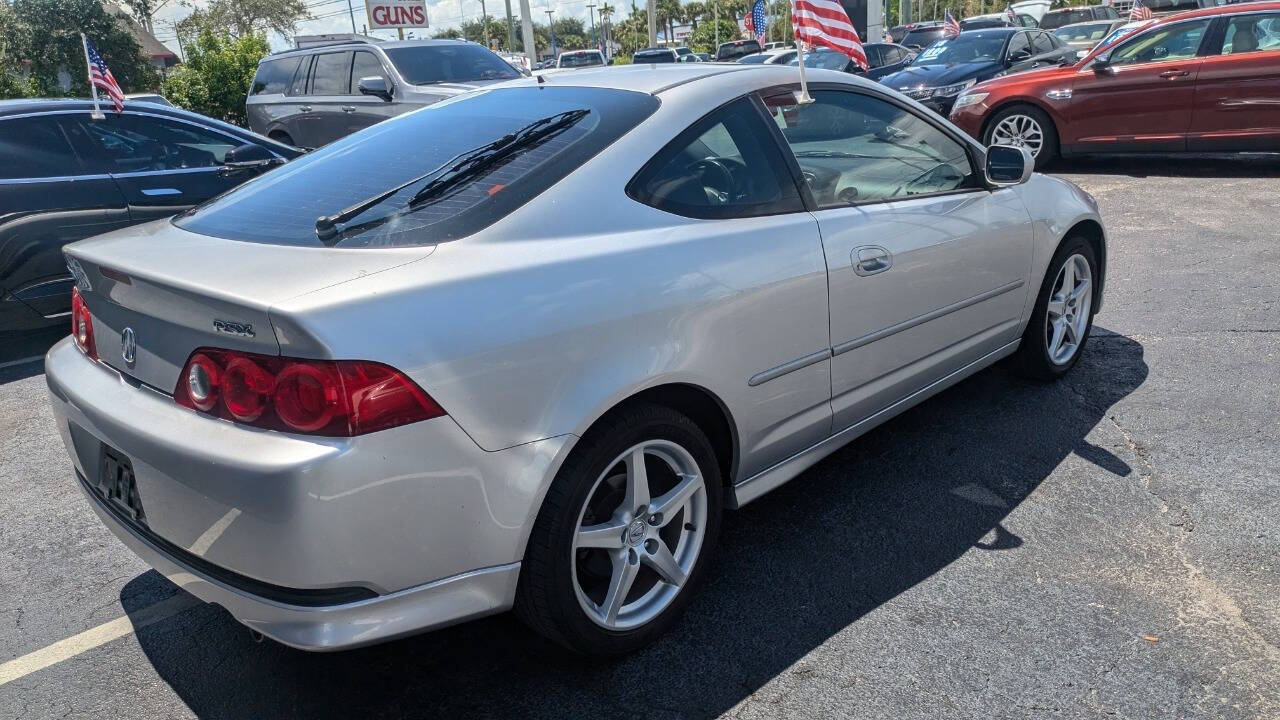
[[176, 87, 658, 247], [629, 97, 801, 219], [635, 50, 677, 62], [0, 116, 83, 179], [251, 57, 302, 95], [1032, 31, 1055, 53], [1041, 10, 1093, 30], [383, 44, 519, 85], [289, 56, 311, 95], [310, 52, 352, 95], [351, 51, 388, 85], [1006, 32, 1033, 59], [75, 113, 241, 171], [901, 27, 945, 48], [716, 40, 761, 60], [765, 90, 974, 207]]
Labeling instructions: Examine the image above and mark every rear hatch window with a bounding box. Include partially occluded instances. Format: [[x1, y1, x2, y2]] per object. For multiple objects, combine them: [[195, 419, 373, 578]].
[[902, 28, 945, 48], [383, 44, 520, 84], [175, 86, 658, 247]]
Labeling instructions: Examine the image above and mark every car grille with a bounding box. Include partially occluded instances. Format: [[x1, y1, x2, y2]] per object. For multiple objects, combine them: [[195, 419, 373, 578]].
[[901, 88, 933, 100]]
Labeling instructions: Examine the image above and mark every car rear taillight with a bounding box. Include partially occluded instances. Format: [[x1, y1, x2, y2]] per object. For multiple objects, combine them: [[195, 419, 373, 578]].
[[174, 349, 445, 437], [70, 287, 97, 360]]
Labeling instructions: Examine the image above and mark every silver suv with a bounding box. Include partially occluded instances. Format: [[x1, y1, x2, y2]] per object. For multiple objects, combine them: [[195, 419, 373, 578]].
[[246, 39, 521, 148]]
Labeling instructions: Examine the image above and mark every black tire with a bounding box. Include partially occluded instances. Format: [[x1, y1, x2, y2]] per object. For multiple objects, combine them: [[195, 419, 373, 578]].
[[268, 131, 294, 146], [984, 104, 1059, 171], [1011, 235, 1098, 380], [515, 403, 723, 655]]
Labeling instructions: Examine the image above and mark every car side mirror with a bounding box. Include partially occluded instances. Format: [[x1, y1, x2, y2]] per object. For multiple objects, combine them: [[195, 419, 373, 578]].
[[220, 142, 281, 175], [984, 144, 1034, 187], [358, 76, 393, 101], [1091, 52, 1114, 73]]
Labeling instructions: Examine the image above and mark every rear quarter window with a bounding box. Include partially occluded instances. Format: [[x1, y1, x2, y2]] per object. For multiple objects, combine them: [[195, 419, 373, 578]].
[[174, 87, 659, 247], [251, 57, 302, 95]]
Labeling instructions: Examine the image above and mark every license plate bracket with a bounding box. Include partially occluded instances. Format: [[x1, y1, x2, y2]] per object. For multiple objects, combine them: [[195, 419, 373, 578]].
[[98, 447, 145, 524]]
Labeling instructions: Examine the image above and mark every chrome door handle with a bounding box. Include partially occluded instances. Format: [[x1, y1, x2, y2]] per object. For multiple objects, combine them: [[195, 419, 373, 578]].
[[341, 106, 356, 113], [299, 105, 312, 112], [853, 246, 892, 276], [1159, 70, 1189, 78]]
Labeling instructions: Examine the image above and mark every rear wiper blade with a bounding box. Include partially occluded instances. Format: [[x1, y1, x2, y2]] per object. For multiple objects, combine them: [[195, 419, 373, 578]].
[[315, 109, 589, 243]]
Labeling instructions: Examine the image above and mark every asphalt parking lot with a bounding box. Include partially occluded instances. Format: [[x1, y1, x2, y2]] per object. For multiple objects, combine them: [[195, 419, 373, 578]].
[[2, 154, 1278, 719]]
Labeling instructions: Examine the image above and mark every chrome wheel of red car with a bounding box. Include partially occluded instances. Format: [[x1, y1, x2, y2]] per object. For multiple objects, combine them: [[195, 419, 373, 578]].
[[991, 113, 1045, 157]]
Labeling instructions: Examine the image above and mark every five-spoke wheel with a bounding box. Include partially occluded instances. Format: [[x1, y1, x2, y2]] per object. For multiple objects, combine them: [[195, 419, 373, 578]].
[[1012, 235, 1098, 379]]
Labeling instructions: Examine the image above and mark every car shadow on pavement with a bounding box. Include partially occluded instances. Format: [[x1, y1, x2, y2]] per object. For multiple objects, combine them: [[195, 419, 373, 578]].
[[1050, 153, 1280, 179], [0, 327, 65, 383], [122, 327, 1147, 720]]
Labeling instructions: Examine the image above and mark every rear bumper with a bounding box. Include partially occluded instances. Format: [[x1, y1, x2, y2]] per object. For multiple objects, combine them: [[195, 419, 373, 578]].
[[45, 337, 575, 649]]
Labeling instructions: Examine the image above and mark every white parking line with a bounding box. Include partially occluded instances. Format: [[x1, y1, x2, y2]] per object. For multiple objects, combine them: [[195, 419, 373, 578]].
[[0, 593, 201, 686]]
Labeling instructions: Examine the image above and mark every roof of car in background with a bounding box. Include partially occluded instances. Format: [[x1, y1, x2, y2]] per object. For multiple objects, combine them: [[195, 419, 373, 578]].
[[490, 63, 759, 94], [267, 38, 477, 59]]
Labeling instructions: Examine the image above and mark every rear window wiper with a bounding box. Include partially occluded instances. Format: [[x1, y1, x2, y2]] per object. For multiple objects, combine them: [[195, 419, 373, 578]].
[[315, 109, 590, 243]]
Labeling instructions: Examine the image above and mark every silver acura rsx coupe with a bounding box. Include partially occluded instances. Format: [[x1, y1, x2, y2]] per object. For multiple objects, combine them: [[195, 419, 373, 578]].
[[47, 63, 1106, 655]]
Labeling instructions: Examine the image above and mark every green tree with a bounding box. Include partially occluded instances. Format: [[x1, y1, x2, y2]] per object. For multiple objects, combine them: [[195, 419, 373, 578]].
[[688, 17, 738, 52], [162, 31, 267, 126], [176, 0, 309, 41], [0, 0, 158, 97]]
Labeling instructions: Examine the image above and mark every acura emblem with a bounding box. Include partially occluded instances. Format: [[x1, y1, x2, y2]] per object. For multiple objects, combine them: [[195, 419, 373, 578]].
[[121, 327, 136, 364]]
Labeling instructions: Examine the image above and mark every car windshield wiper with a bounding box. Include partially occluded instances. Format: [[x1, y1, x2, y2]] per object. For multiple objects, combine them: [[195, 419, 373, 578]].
[[315, 109, 589, 243]]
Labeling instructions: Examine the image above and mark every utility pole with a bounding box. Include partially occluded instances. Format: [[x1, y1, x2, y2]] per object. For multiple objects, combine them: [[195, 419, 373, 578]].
[[545, 9, 557, 57], [480, 0, 491, 47], [504, 0, 516, 52], [646, 0, 656, 47], [587, 3, 598, 50], [347, 0, 357, 32], [519, 0, 537, 68], [714, 1, 719, 48]]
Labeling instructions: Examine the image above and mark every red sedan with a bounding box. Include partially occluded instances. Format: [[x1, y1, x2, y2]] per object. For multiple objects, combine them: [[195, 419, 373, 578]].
[[949, 1, 1280, 167]]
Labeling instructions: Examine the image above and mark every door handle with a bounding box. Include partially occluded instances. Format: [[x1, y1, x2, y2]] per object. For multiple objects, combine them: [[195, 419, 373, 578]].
[[139, 187, 182, 197], [1159, 70, 1189, 78], [299, 105, 312, 112], [853, 246, 892, 276], [340, 105, 356, 113]]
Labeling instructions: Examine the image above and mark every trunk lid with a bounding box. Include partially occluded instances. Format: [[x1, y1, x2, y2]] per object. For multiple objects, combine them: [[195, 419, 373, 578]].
[[66, 219, 429, 393]]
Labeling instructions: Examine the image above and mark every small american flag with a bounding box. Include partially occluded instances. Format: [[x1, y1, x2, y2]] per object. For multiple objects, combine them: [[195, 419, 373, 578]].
[[745, 0, 768, 43], [84, 36, 124, 112], [1006, 4, 1018, 23], [1129, 0, 1153, 21], [943, 9, 961, 39], [791, 0, 869, 70]]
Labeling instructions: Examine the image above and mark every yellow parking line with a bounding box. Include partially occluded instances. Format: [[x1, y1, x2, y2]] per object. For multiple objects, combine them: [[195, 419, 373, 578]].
[[0, 593, 201, 686]]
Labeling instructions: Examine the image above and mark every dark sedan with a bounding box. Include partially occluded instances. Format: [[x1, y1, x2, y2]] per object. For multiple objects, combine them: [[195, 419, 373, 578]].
[[788, 44, 916, 81], [0, 100, 301, 335], [878, 28, 1077, 115]]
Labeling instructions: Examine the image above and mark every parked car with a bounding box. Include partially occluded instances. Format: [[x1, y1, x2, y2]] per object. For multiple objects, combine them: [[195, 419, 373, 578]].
[[633, 47, 680, 62], [880, 28, 1077, 115], [950, 2, 1280, 166], [694, 52, 713, 62], [788, 44, 916, 81], [1038, 4, 1120, 31], [716, 38, 763, 60], [899, 21, 947, 49], [0, 99, 300, 335], [960, 11, 1040, 29], [1053, 19, 1128, 56], [558, 49, 606, 68], [737, 47, 798, 64], [49, 64, 1107, 656], [245, 38, 520, 149], [674, 47, 695, 61], [764, 41, 789, 49], [885, 23, 909, 42]]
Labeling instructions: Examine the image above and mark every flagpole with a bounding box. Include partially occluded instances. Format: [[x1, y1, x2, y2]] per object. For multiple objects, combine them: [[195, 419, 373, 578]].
[[790, 0, 812, 103], [81, 33, 104, 120]]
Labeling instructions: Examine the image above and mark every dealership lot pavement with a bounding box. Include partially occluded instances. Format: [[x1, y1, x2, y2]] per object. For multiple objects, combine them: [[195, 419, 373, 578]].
[[2, 155, 1278, 719]]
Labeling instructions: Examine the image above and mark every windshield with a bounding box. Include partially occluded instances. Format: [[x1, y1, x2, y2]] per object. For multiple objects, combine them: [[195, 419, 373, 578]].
[[1054, 22, 1115, 42], [383, 44, 519, 85], [175, 87, 658, 247], [911, 33, 1007, 64], [560, 52, 604, 67], [792, 50, 852, 70]]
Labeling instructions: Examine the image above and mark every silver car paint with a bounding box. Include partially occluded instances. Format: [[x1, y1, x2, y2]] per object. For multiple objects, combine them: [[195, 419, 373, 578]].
[[49, 64, 1106, 649]]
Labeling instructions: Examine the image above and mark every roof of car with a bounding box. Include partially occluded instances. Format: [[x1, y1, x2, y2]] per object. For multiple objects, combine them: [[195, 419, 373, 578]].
[[1149, 0, 1280, 23], [489, 63, 769, 95], [0, 97, 202, 118], [270, 38, 476, 58]]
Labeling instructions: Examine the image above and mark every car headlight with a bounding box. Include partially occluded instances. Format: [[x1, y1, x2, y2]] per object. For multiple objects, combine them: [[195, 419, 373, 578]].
[[932, 79, 977, 98], [953, 92, 988, 109]]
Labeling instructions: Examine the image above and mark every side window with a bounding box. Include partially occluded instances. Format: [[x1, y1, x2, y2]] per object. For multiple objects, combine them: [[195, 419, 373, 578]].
[[0, 116, 84, 179], [864, 45, 883, 67], [351, 51, 388, 89], [76, 114, 241, 172], [1007, 32, 1033, 61], [1220, 14, 1280, 54], [1110, 20, 1210, 65], [289, 56, 312, 95], [251, 57, 302, 95], [766, 90, 974, 207], [309, 52, 352, 95], [1032, 31, 1055, 54], [628, 97, 802, 219]]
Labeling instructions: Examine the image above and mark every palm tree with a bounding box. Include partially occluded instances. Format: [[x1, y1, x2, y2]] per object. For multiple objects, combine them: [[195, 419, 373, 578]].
[[658, 0, 681, 44], [684, 1, 705, 29], [599, 3, 615, 52]]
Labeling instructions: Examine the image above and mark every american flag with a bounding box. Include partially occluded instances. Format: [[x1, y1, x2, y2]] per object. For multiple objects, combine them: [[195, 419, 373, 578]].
[[84, 37, 124, 112], [1005, 4, 1018, 23], [745, 0, 768, 43], [1129, 0, 1153, 21], [943, 9, 961, 38], [791, 0, 869, 70]]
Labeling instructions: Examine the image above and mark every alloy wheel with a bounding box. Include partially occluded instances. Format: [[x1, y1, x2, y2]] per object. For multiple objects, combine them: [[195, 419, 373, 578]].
[[1045, 253, 1092, 365], [570, 439, 708, 630], [991, 114, 1044, 157]]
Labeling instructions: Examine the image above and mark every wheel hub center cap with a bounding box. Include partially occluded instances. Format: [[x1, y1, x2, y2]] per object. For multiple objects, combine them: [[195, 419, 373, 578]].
[[626, 518, 646, 546]]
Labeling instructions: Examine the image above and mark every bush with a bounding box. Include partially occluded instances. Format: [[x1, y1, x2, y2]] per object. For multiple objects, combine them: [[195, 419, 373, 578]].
[[162, 31, 268, 127]]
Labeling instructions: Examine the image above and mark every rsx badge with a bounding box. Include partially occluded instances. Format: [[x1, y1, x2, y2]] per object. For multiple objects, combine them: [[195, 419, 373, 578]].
[[213, 319, 255, 337]]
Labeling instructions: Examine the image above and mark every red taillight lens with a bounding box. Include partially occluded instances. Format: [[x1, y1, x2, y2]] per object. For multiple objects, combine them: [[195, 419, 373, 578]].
[[174, 349, 445, 436], [70, 287, 97, 360]]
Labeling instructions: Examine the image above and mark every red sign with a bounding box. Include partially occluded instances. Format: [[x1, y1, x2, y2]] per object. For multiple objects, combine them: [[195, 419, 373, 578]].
[[366, 0, 428, 29]]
